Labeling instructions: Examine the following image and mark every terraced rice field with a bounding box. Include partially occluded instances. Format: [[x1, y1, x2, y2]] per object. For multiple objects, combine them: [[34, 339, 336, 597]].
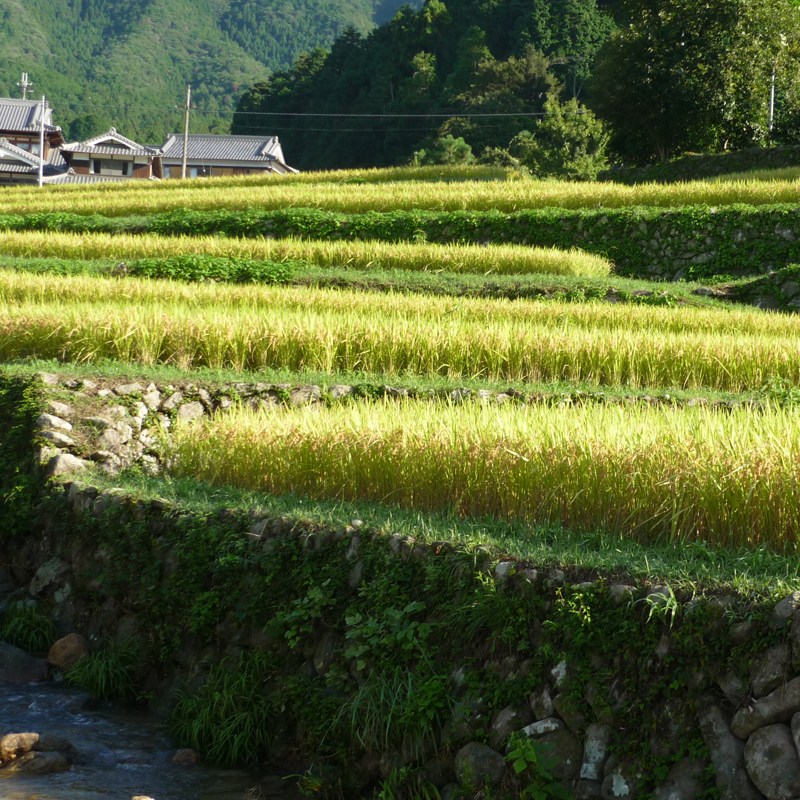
[[4, 165, 800, 551], [0, 164, 799, 215]]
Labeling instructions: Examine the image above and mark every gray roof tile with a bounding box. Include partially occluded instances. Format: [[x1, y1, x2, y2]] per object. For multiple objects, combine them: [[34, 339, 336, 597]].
[[0, 98, 59, 133], [62, 128, 162, 157], [159, 133, 289, 165]]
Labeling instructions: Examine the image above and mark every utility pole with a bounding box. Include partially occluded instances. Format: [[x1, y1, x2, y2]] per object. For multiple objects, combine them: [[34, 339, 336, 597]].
[[38, 95, 45, 188], [769, 69, 776, 136], [181, 84, 191, 179], [16, 72, 33, 100]]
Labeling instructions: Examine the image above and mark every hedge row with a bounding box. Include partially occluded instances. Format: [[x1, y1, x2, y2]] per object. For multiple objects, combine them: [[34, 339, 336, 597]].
[[5, 205, 800, 279]]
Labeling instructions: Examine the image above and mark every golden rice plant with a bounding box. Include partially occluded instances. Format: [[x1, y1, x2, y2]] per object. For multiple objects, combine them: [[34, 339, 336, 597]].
[[0, 271, 799, 390], [168, 401, 800, 548], [1, 169, 800, 216], [0, 231, 610, 277]]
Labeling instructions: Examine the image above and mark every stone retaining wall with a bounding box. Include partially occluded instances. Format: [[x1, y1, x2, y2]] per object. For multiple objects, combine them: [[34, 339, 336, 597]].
[[5, 475, 800, 799]]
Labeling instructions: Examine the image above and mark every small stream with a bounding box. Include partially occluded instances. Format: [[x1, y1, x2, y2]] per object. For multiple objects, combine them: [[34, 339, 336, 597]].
[[1, 681, 303, 800]]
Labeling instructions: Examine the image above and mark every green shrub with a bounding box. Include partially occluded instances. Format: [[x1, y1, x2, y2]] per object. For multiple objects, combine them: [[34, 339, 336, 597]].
[[127, 254, 297, 284]]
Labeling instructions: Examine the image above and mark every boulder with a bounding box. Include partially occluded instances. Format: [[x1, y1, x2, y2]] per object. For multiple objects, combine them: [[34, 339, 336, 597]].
[[489, 703, 528, 747], [522, 717, 564, 738], [538, 727, 582, 781], [172, 748, 199, 765], [743, 724, 800, 799], [751, 644, 792, 698], [0, 751, 70, 776], [290, 385, 322, 406], [35, 413, 72, 432], [455, 742, 506, 788], [0, 643, 48, 683], [48, 401, 74, 418], [48, 634, 89, 670], [115, 382, 144, 396], [601, 762, 642, 800], [732, 676, 800, 739], [0, 733, 39, 761], [771, 592, 800, 627], [29, 558, 70, 596], [38, 430, 76, 447], [529, 685, 555, 720], [44, 453, 86, 478], [176, 402, 205, 424], [697, 701, 745, 799], [652, 757, 707, 800], [581, 723, 611, 781]]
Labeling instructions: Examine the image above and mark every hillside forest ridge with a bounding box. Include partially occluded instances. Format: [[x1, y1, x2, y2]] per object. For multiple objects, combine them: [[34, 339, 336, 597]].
[[3, 0, 800, 173]]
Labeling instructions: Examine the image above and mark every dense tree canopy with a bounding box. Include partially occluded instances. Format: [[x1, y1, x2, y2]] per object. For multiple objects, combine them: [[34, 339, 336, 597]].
[[233, 0, 615, 170], [589, 0, 800, 162]]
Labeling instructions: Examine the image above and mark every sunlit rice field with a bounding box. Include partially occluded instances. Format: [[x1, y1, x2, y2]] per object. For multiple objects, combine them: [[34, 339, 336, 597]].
[[168, 401, 800, 548], [0, 169, 800, 216], [0, 231, 610, 277], [1, 271, 799, 390]]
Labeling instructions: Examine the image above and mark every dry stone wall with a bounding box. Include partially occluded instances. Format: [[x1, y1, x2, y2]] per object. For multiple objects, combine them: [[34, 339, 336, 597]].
[[5, 477, 800, 798]]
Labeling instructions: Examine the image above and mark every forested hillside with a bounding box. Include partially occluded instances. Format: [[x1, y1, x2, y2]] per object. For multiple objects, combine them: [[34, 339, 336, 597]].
[[233, 0, 616, 170], [0, 0, 415, 142]]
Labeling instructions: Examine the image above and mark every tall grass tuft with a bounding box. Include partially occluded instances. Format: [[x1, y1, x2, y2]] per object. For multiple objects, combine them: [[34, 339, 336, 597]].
[[65, 641, 142, 702], [0, 604, 58, 655], [170, 651, 276, 766], [169, 401, 800, 549]]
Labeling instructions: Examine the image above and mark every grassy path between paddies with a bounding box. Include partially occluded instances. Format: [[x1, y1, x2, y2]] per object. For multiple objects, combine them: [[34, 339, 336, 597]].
[[0, 231, 610, 278], [1, 272, 800, 390], [167, 400, 800, 550], [1, 170, 800, 216]]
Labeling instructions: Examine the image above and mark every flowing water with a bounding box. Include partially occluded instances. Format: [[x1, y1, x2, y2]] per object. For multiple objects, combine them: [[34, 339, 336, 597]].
[[0, 681, 302, 800]]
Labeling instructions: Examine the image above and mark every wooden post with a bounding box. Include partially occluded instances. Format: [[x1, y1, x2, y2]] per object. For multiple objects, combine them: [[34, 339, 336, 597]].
[[181, 85, 191, 179]]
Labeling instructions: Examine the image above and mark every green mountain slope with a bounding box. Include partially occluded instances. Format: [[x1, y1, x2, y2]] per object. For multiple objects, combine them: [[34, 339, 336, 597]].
[[0, 0, 416, 141]]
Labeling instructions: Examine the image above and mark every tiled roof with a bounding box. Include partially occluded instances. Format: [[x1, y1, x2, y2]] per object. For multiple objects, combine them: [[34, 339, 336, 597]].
[[0, 137, 46, 167], [61, 128, 162, 157], [41, 172, 140, 185], [159, 133, 289, 165], [0, 98, 60, 134]]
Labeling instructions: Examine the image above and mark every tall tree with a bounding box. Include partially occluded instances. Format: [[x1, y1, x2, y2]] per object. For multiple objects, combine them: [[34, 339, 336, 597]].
[[590, 0, 800, 162]]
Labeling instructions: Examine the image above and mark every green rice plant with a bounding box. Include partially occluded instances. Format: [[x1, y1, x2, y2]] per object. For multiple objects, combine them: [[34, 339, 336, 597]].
[[168, 400, 800, 549], [170, 651, 276, 766], [65, 641, 142, 702], [0, 270, 798, 390], [0, 604, 57, 655], [0, 230, 611, 278], [1, 167, 800, 217]]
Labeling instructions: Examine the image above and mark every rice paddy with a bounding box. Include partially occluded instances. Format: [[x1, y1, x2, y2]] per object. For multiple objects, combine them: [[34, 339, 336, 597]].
[[0, 166, 799, 216], [169, 401, 800, 549], [1, 271, 798, 390], [0, 230, 611, 277], [3, 163, 800, 554]]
